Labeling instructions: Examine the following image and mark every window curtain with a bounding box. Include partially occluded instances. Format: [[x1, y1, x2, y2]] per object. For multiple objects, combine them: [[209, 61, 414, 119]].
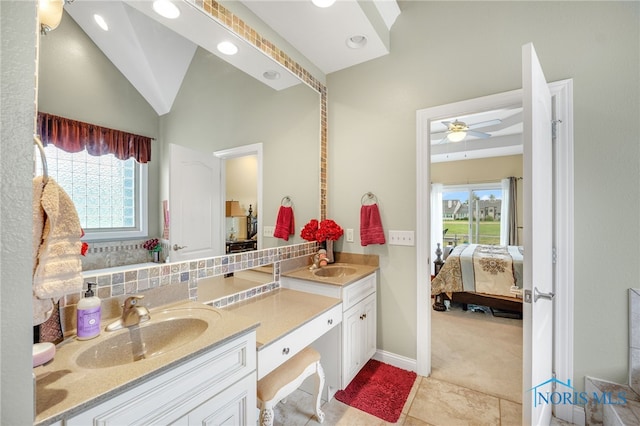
[[37, 112, 152, 163], [431, 183, 443, 274], [500, 177, 518, 246]]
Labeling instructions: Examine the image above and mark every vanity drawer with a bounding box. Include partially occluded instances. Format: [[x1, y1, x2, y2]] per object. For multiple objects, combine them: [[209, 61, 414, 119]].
[[257, 303, 342, 380], [342, 273, 376, 311]]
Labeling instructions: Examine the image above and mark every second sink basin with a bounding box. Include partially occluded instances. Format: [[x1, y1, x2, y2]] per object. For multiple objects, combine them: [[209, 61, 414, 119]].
[[74, 306, 221, 369], [313, 265, 357, 278]]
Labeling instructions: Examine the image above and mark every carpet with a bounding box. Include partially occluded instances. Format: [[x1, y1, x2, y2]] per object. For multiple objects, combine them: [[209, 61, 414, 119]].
[[334, 359, 417, 423]]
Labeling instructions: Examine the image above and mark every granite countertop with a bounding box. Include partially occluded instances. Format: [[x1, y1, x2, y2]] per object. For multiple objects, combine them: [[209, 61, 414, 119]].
[[281, 262, 378, 287], [34, 300, 259, 426], [222, 288, 341, 350]]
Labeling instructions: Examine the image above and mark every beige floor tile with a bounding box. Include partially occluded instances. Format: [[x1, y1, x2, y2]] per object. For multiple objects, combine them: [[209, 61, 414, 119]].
[[402, 414, 433, 425], [407, 377, 500, 426], [305, 397, 388, 425], [499, 399, 522, 425]]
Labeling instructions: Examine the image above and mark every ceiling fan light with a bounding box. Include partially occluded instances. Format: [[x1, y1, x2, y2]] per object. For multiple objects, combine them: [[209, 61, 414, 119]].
[[39, 0, 64, 34], [447, 131, 467, 143]]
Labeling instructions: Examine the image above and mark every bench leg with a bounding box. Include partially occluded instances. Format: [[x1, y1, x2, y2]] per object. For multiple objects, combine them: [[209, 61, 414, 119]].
[[313, 361, 325, 423], [259, 405, 274, 426]]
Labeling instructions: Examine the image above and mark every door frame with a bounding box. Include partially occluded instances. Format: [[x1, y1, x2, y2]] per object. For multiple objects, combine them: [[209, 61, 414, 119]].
[[214, 143, 264, 252], [415, 80, 575, 422]]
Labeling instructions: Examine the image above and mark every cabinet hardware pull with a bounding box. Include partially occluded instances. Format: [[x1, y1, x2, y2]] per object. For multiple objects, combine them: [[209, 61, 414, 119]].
[[282, 347, 290, 355], [327, 318, 333, 325], [173, 244, 187, 251]]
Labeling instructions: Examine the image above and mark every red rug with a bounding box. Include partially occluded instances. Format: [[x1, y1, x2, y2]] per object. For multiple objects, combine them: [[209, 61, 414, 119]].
[[334, 359, 417, 423]]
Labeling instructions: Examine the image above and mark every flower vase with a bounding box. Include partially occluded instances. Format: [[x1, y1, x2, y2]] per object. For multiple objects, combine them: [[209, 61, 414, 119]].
[[152, 251, 160, 263], [325, 240, 334, 263]]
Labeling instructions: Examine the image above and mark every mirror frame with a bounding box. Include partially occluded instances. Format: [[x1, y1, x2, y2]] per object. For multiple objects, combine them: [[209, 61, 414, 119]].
[[204, 1, 327, 221]]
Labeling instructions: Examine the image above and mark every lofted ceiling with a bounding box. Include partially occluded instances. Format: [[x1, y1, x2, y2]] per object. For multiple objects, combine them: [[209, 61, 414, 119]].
[[63, 0, 401, 116]]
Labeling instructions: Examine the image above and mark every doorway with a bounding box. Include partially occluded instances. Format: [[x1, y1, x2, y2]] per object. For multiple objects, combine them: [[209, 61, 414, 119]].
[[215, 143, 264, 252], [415, 80, 575, 422]]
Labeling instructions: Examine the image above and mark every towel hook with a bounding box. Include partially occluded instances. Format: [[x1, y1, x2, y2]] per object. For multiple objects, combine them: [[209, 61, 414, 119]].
[[34, 135, 49, 185], [281, 196, 292, 206], [361, 192, 378, 205]]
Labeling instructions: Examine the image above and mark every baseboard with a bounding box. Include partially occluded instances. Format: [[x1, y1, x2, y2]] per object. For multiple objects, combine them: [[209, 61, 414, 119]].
[[571, 405, 585, 426], [372, 350, 417, 372]]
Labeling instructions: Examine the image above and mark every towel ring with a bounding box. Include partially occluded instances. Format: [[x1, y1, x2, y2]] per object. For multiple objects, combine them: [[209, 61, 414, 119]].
[[281, 196, 292, 207], [361, 192, 378, 205], [34, 135, 49, 185]]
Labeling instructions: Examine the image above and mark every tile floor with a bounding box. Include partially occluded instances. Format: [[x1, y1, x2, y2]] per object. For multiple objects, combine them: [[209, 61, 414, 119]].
[[272, 373, 522, 425]]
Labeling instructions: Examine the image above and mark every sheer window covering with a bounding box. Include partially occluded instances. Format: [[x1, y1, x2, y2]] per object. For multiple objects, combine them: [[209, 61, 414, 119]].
[[431, 183, 443, 275], [37, 112, 152, 163], [500, 177, 518, 246]]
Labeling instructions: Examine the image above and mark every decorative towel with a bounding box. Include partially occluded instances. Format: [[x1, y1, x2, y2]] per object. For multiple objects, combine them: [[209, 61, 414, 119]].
[[360, 204, 386, 246], [33, 178, 84, 325], [32, 176, 54, 325], [273, 206, 295, 240]]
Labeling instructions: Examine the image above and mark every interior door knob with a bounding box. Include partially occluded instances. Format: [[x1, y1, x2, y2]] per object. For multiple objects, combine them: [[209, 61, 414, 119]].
[[173, 244, 187, 251]]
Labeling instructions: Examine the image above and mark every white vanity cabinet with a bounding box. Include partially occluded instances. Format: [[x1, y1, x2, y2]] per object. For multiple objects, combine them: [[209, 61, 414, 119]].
[[64, 331, 256, 426], [281, 271, 377, 391]]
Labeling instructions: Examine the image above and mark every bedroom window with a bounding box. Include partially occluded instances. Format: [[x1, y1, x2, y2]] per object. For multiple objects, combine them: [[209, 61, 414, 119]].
[[35, 144, 148, 241], [441, 184, 503, 246]]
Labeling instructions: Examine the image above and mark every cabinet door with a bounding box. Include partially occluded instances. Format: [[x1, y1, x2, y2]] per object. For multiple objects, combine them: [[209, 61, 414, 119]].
[[362, 293, 377, 362], [184, 373, 257, 425], [342, 293, 377, 388]]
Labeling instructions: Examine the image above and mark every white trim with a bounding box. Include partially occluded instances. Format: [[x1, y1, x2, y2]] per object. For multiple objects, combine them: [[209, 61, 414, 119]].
[[214, 143, 263, 250], [549, 79, 575, 423], [415, 81, 575, 423], [372, 350, 417, 373]]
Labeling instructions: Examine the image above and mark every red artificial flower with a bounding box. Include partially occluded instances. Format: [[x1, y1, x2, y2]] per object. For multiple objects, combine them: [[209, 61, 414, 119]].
[[300, 219, 343, 242], [80, 228, 88, 256], [300, 219, 319, 242], [317, 219, 344, 242]]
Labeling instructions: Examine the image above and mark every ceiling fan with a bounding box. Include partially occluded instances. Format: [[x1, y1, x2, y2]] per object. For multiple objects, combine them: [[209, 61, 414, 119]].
[[438, 118, 502, 143]]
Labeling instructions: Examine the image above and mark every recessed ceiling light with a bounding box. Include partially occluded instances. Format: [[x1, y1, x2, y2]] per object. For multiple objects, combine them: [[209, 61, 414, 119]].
[[346, 35, 367, 49], [93, 14, 108, 31], [153, 0, 180, 19], [263, 70, 281, 80], [311, 0, 336, 7], [217, 41, 238, 56]]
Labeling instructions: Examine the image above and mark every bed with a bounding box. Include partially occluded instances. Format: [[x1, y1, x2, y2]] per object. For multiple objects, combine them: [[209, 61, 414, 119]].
[[431, 244, 524, 315]]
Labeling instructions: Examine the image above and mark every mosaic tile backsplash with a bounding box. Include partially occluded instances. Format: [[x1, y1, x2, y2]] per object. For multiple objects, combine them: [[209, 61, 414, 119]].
[[70, 241, 318, 309]]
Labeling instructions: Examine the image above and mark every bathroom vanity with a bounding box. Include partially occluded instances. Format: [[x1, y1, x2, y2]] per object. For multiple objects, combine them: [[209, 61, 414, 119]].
[[280, 262, 378, 396], [34, 301, 259, 426]]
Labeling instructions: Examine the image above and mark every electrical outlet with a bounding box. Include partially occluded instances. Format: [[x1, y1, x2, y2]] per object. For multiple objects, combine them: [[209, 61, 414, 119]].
[[388, 230, 415, 246], [263, 226, 274, 237], [346, 228, 354, 242]]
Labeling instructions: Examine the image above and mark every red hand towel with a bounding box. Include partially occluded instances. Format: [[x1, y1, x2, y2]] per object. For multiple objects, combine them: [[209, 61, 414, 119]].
[[274, 206, 295, 241], [360, 204, 386, 246]]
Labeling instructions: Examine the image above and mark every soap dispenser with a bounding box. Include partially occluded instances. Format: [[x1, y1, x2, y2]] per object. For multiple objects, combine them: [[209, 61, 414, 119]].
[[76, 282, 101, 340]]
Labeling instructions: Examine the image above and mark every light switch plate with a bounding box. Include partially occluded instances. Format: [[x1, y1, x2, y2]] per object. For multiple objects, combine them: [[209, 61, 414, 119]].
[[388, 230, 415, 246], [346, 228, 354, 242], [263, 226, 274, 237]]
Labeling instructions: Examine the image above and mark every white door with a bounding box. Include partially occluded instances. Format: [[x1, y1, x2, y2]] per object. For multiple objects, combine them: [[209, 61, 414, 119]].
[[522, 42, 554, 425], [169, 144, 223, 262]]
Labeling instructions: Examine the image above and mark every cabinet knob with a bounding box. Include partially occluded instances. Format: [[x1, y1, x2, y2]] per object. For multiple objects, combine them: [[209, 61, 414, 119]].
[[282, 347, 290, 355], [360, 313, 367, 320], [327, 318, 333, 325]]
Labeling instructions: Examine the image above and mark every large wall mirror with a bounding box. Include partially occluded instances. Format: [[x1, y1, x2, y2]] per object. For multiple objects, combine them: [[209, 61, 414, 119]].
[[37, 1, 322, 264]]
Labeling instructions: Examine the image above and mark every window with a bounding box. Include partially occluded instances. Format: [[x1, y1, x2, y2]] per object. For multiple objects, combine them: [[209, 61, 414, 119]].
[[36, 145, 148, 241], [442, 183, 503, 246]]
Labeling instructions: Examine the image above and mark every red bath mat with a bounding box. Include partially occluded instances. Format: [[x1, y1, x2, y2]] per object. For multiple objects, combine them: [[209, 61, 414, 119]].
[[334, 359, 417, 423]]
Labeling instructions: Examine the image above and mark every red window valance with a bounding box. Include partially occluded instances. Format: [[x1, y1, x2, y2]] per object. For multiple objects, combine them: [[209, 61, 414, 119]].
[[37, 112, 152, 163]]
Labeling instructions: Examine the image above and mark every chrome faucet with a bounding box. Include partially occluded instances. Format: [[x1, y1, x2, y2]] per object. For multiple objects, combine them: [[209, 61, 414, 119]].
[[106, 295, 151, 331]]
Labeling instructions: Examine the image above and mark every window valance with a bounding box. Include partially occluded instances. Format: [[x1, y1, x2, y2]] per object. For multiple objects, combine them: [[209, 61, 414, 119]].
[[37, 112, 152, 163]]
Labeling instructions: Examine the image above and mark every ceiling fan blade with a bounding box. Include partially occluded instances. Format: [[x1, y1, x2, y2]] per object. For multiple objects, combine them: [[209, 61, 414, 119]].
[[436, 135, 449, 144], [467, 118, 502, 130], [466, 130, 491, 139]]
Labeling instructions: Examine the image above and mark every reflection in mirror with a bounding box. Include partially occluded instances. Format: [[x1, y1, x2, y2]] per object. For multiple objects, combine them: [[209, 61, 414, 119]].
[[196, 267, 274, 305], [38, 6, 321, 268]]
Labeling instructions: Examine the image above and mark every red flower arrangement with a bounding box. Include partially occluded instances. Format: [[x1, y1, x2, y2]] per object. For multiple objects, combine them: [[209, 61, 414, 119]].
[[80, 229, 88, 256], [143, 238, 162, 253], [300, 219, 344, 242]]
